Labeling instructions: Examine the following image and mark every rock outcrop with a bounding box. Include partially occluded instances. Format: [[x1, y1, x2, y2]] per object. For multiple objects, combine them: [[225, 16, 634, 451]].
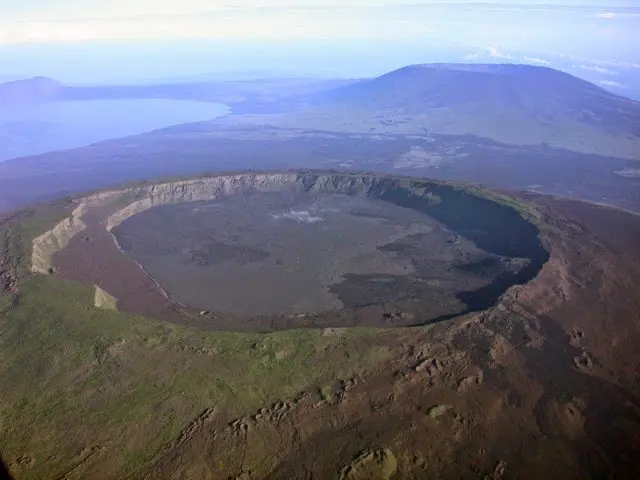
[[94, 285, 118, 310], [105, 173, 300, 231], [31, 190, 122, 274], [31, 203, 88, 274]]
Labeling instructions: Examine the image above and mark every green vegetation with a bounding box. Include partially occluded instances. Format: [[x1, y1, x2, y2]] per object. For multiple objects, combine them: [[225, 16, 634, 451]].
[[1, 222, 27, 278], [0, 216, 398, 478], [0, 213, 395, 479], [19, 208, 70, 247], [0, 174, 545, 478], [463, 184, 541, 223], [1, 204, 70, 280], [320, 384, 335, 404], [0, 273, 393, 478]]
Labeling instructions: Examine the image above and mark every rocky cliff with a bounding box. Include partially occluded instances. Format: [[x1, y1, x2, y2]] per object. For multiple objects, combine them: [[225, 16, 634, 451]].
[[31, 190, 121, 274], [31, 204, 88, 274], [31, 172, 545, 275], [33, 173, 302, 273], [105, 173, 300, 231]]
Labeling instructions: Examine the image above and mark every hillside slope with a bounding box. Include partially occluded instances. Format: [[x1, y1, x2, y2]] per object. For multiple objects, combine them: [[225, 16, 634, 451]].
[[2, 176, 640, 479], [263, 63, 640, 159], [0, 77, 63, 104]]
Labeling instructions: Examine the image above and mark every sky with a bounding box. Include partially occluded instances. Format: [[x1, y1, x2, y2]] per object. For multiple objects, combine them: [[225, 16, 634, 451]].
[[0, 1, 638, 89], [1, 1, 638, 44]]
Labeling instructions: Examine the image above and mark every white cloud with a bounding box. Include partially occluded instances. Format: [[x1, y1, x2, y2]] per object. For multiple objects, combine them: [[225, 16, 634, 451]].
[[522, 56, 550, 65], [3, 2, 639, 46], [463, 46, 516, 61], [3, 1, 415, 21], [464, 48, 552, 66], [463, 52, 481, 60], [1, 21, 99, 43], [594, 11, 640, 19], [599, 80, 626, 88], [550, 52, 640, 70], [592, 59, 640, 69], [0, 11, 428, 44], [576, 64, 617, 75], [487, 46, 514, 60]]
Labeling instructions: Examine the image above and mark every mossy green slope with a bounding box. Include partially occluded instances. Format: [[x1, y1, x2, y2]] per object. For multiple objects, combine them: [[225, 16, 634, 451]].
[[0, 211, 393, 478], [0, 273, 393, 478]]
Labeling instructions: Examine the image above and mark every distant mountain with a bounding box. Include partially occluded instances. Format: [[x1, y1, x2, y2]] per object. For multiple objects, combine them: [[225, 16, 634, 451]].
[[0, 77, 63, 104], [4, 66, 640, 159], [267, 63, 640, 160], [0, 77, 232, 105], [0, 76, 355, 111]]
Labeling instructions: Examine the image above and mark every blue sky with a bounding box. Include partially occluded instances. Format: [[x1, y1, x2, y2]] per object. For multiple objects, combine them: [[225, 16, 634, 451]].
[[0, 0, 640, 44], [0, 1, 638, 87], [1, 1, 638, 45]]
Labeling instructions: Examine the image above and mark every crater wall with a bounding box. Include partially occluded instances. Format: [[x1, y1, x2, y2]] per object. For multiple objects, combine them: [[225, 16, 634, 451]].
[[31, 172, 547, 284]]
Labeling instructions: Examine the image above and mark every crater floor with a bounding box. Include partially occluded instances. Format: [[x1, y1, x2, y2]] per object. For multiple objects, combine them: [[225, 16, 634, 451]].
[[45, 172, 547, 330], [113, 191, 529, 318]]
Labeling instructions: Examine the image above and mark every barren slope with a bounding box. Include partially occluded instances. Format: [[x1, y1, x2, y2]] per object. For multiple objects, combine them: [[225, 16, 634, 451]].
[[253, 64, 640, 159], [143, 193, 640, 480], [1, 174, 639, 479]]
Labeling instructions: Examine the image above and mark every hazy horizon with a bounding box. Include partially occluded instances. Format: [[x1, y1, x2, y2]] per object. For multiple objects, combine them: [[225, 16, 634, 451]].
[[0, 1, 638, 99], [2, 5, 640, 480]]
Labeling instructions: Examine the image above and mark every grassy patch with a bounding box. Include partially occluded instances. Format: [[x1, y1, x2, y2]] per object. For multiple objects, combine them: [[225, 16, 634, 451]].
[[1, 205, 70, 280], [1, 223, 27, 278], [0, 210, 396, 478], [465, 184, 541, 223], [320, 384, 335, 404], [0, 273, 393, 478]]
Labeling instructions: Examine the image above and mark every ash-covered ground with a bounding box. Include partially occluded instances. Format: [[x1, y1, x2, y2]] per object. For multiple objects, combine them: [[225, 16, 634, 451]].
[[113, 192, 529, 318]]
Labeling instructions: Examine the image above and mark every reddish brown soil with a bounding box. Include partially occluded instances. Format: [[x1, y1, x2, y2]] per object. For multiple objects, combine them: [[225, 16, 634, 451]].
[[53, 214, 435, 331], [47, 191, 640, 478], [137, 195, 640, 479], [51, 209, 180, 322]]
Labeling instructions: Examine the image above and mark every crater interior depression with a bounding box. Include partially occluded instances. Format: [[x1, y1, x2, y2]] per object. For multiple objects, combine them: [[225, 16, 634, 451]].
[[36, 173, 549, 329], [111, 186, 542, 319]]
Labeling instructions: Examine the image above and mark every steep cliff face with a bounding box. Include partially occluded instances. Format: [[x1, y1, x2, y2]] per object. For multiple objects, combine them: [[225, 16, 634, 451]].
[[31, 204, 88, 274], [31, 190, 123, 274], [31, 172, 546, 275], [103, 174, 431, 233], [105, 173, 300, 230], [32, 173, 302, 273]]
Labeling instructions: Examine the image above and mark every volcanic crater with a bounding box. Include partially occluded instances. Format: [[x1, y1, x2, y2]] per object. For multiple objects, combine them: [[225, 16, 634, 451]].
[[34, 172, 548, 331]]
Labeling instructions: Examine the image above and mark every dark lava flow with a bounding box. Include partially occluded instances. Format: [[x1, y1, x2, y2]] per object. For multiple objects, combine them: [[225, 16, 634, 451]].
[[367, 178, 550, 323]]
